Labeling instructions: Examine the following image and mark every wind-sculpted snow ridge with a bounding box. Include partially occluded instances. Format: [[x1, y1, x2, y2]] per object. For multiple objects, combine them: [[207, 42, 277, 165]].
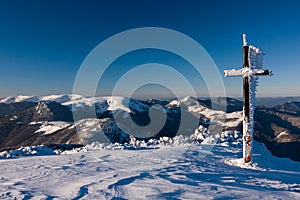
[[66, 128, 242, 153], [0, 146, 57, 158], [0, 125, 242, 159]]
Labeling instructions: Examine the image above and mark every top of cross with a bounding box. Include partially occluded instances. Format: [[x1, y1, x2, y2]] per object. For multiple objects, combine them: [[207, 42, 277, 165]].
[[243, 34, 247, 46], [224, 34, 272, 77]]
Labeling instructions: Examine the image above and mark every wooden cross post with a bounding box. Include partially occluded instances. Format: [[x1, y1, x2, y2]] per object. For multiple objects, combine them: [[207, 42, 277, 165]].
[[224, 34, 272, 163]]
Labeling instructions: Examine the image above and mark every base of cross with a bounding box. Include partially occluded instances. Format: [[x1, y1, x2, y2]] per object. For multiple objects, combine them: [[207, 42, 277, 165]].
[[244, 136, 252, 162]]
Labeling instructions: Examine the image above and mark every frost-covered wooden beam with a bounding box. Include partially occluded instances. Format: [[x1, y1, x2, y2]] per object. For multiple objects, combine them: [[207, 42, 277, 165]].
[[224, 34, 272, 163], [224, 69, 271, 77]]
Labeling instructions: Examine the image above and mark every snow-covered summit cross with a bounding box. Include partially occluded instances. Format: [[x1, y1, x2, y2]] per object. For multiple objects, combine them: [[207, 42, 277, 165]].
[[224, 34, 272, 163]]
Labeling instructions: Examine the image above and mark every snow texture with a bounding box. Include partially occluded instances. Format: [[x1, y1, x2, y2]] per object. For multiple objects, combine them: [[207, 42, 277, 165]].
[[0, 139, 299, 199]]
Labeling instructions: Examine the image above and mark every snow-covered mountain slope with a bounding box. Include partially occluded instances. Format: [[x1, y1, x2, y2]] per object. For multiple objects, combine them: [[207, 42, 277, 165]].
[[0, 94, 82, 104], [0, 141, 299, 199], [70, 118, 130, 145], [29, 121, 72, 136], [0, 95, 150, 116], [166, 96, 243, 130]]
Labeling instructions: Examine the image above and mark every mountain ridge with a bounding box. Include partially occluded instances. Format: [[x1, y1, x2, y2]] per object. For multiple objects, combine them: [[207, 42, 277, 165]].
[[0, 94, 299, 161]]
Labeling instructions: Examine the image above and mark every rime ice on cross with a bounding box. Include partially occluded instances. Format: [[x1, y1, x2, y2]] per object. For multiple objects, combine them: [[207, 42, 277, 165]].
[[224, 34, 272, 163]]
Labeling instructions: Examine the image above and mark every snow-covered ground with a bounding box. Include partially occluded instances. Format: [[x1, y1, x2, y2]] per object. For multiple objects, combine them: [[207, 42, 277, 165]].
[[0, 140, 299, 199]]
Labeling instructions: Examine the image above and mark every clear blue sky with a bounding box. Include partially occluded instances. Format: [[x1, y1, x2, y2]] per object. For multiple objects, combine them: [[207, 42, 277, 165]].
[[0, 0, 299, 98]]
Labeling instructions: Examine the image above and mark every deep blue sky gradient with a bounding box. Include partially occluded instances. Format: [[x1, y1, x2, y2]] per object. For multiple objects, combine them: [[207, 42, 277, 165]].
[[0, 0, 299, 98]]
